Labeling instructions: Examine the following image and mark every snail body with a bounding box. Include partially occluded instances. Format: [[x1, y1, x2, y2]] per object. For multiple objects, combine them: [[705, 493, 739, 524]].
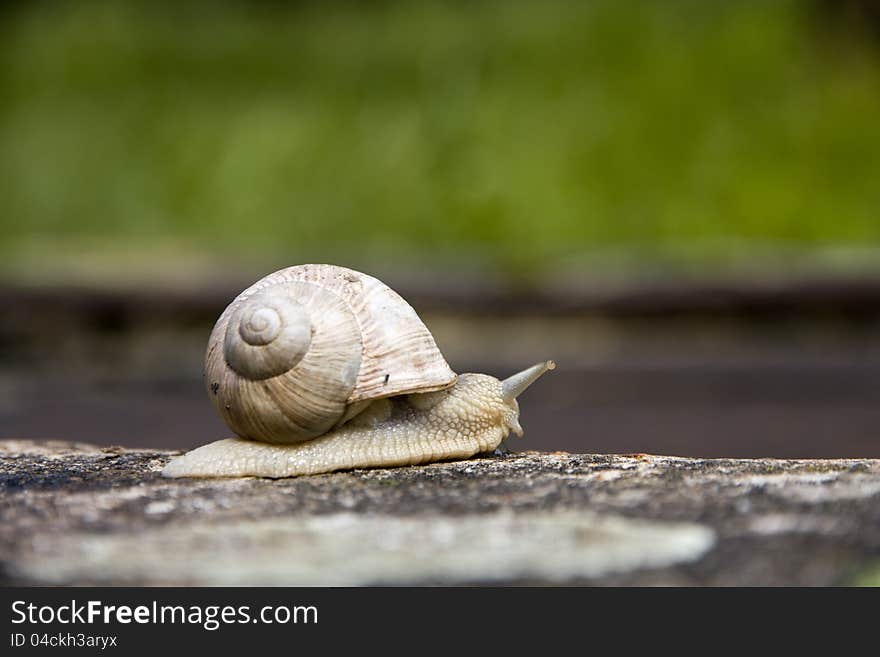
[[162, 264, 554, 479]]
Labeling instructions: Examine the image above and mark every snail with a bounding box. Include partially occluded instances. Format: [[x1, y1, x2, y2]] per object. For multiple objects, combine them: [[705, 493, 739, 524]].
[[161, 264, 554, 478]]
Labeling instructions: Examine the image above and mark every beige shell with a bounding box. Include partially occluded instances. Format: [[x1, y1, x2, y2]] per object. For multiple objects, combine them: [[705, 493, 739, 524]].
[[204, 264, 457, 444]]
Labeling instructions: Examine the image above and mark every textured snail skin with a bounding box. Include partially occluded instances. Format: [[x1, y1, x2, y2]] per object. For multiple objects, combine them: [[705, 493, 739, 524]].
[[162, 373, 520, 479]]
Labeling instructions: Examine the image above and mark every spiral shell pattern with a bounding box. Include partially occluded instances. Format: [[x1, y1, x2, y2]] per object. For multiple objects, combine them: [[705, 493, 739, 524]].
[[204, 264, 457, 444], [224, 292, 313, 380]]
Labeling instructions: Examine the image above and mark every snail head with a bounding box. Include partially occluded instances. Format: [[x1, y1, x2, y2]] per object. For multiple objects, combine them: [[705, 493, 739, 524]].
[[500, 360, 556, 437]]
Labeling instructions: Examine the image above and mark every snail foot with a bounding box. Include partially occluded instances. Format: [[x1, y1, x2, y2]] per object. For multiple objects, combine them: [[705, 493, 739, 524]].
[[492, 440, 515, 458]]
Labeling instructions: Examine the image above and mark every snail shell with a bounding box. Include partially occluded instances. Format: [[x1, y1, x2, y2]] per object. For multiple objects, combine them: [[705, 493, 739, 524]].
[[205, 264, 457, 444]]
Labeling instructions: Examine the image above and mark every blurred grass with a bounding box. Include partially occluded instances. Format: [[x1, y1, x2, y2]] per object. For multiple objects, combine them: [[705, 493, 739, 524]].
[[848, 560, 880, 586], [1, 0, 880, 283]]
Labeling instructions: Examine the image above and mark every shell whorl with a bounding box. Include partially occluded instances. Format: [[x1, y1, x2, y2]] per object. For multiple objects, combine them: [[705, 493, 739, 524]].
[[205, 264, 457, 445], [224, 292, 312, 380]]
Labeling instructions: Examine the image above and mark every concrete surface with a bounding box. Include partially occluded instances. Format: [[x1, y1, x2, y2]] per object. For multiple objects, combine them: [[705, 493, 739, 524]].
[[1, 440, 879, 585]]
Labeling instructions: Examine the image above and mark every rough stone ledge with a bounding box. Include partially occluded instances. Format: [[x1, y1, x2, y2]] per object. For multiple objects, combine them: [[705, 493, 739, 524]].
[[1, 440, 879, 586]]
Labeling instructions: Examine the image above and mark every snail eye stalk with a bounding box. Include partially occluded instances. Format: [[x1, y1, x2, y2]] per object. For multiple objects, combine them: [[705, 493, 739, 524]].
[[501, 361, 556, 403]]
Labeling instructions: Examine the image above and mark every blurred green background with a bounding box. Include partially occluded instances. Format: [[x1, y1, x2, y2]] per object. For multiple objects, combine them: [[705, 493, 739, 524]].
[[2, 0, 880, 284], [3, 0, 880, 458]]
